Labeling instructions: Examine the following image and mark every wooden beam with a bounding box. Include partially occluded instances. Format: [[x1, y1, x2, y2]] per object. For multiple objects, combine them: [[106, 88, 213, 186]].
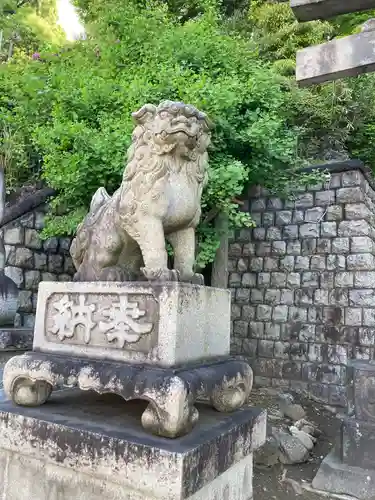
[[291, 0, 375, 22], [296, 29, 375, 86]]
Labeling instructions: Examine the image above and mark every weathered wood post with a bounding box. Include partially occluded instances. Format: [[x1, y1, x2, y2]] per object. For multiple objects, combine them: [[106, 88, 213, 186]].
[[291, 0, 375, 21], [292, 0, 375, 86]]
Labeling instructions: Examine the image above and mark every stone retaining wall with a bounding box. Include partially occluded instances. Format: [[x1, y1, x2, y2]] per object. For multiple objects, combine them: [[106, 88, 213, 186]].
[[6, 162, 375, 407], [2, 196, 74, 328], [229, 160, 375, 406]]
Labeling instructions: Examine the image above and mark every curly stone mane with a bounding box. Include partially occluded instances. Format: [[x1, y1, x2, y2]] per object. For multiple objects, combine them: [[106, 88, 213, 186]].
[[123, 103, 209, 186], [118, 101, 211, 228]]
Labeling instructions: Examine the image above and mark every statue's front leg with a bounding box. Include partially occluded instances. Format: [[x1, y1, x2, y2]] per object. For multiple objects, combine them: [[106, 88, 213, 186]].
[[134, 218, 179, 282], [168, 228, 204, 285]]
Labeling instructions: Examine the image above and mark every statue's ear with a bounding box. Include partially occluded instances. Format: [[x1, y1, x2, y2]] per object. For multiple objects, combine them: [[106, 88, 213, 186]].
[[132, 104, 157, 125]]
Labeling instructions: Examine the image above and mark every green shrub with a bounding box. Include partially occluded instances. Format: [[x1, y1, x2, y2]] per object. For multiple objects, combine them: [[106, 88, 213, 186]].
[[0, 0, 64, 60], [249, 1, 333, 63], [1, 0, 358, 267]]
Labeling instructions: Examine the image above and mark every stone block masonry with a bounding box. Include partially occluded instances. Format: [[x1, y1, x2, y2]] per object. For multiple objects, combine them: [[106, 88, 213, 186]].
[[1, 190, 74, 328], [229, 160, 375, 407]]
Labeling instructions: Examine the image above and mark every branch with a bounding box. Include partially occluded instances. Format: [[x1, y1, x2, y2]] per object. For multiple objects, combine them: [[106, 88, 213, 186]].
[[2, 0, 32, 14], [202, 207, 220, 225], [16, 0, 30, 8], [201, 198, 244, 225]]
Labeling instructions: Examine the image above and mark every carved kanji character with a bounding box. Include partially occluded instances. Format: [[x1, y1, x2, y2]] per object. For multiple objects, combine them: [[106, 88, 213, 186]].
[[99, 295, 153, 347], [51, 294, 96, 343]]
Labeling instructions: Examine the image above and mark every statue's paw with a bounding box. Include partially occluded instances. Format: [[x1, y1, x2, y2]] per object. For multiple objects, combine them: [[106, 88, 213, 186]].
[[73, 272, 82, 282], [99, 267, 129, 282], [168, 269, 180, 282], [190, 273, 205, 285], [141, 267, 180, 282], [179, 273, 205, 285]]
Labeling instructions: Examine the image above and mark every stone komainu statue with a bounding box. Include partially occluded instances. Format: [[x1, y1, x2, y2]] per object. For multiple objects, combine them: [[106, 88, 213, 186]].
[[70, 100, 212, 283]]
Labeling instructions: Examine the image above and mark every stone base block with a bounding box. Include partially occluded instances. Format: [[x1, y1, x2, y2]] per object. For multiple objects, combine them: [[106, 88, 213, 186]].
[[312, 449, 375, 500], [348, 359, 375, 422], [34, 281, 230, 367], [340, 416, 375, 469], [0, 390, 266, 500], [3, 351, 253, 438], [313, 359, 375, 499]]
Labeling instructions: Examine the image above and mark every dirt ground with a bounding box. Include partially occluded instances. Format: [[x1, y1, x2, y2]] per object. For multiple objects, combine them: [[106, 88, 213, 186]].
[[252, 388, 342, 500]]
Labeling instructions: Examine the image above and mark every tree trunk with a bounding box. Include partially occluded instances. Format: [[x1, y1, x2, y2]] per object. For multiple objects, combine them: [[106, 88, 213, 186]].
[[211, 213, 229, 289], [0, 165, 6, 271], [7, 40, 14, 60]]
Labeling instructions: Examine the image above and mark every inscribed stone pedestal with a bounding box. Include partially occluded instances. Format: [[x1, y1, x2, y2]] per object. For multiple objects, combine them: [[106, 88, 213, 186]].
[[33, 281, 231, 367], [3, 280, 247, 439]]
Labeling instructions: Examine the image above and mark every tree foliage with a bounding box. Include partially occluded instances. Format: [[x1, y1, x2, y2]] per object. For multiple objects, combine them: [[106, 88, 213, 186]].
[[1, 0, 375, 267], [249, 0, 333, 71], [246, 0, 375, 166], [0, 0, 324, 266], [0, 0, 64, 60]]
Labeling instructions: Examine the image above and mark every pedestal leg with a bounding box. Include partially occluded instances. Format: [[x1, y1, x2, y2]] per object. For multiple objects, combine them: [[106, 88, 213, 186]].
[[10, 377, 52, 407], [141, 376, 199, 438], [210, 366, 253, 412]]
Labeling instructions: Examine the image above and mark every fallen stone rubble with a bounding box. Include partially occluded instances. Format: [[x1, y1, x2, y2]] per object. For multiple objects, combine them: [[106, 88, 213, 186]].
[[255, 393, 322, 467]]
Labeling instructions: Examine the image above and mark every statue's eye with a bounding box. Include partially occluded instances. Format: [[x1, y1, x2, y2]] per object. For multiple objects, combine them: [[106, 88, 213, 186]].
[[160, 130, 168, 140]]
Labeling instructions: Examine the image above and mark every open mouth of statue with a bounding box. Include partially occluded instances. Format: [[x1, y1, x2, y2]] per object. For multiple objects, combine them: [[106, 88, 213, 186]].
[[165, 126, 198, 138]]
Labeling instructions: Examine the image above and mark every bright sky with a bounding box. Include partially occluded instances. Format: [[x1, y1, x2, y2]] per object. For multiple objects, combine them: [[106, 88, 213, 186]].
[[56, 0, 86, 41]]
